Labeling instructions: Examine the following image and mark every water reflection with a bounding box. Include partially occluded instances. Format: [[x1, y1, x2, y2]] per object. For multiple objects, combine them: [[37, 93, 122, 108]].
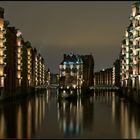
[[116, 97, 140, 138], [57, 96, 94, 137], [0, 89, 140, 138], [57, 91, 140, 138], [0, 90, 49, 139]]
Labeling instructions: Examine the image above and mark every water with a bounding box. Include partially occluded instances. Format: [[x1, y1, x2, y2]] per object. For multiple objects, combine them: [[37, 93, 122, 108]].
[[0, 88, 140, 139]]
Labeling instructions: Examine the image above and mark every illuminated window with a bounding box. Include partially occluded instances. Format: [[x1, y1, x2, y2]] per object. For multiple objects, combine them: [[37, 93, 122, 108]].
[[35, 57, 37, 62], [0, 19, 4, 30], [17, 39, 21, 46], [0, 41, 3, 47], [126, 39, 129, 46], [126, 53, 129, 58], [28, 70, 30, 73], [27, 49, 31, 55], [28, 61, 30, 65], [126, 65, 129, 70], [17, 71, 21, 79], [17, 59, 21, 64], [0, 32, 3, 39], [133, 40, 137, 45], [132, 7, 136, 17], [0, 77, 4, 87], [28, 75, 30, 80], [0, 50, 3, 56], [126, 59, 129, 64], [76, 65, 80, 69], [19, 79, 21, 86], [17, 65, 21, 70], [0, 66, 3, 76], [125, 31, 128, 37], [28, 65, 30, 69], [0, 57, 3, 64], [133, 30, 137, 37], [126, 47, 129, 52], [133, 50, 137, 55], [17, 48, 21, 53], [17, 54, 20, 58]]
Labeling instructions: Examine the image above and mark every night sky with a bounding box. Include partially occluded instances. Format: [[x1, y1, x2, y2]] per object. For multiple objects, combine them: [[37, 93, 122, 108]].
[[0, 1, 136, 73]]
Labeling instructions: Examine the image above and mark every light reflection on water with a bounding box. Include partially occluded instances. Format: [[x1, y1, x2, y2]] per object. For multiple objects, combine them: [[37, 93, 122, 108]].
[[0, 89, 139, 138]]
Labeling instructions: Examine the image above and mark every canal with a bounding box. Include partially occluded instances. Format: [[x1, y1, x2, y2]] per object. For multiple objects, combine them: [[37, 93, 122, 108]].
[[0, 88, 140, 138]]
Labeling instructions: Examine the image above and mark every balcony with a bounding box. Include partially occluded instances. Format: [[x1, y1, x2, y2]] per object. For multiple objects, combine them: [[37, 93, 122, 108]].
[[129, 14, 134, 20], [134, 27, 140, 33], [134, 32, 140, 41], [135, 13, 140, 19], [134, 45, 140, 50]]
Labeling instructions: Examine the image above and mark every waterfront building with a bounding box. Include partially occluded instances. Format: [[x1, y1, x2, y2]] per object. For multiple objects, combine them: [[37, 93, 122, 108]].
[[31, 49, 48, 88], [16, 29, 23, 89], [38, 54, 43, 86], [45, 68, 50, 86], [120, 2, 140, 103], [22, 41, 33, 92], [113, 59, 121, 87], [0, 7, 49, 98], [130, 2, 140, 90], [0, 7, 25, 96], [94, 68, 113, 86], [81, 54, 94, 87], [0, 7, 8, 96], [33, 48, 39, 87], [59, 53, 83, 90], [31, 48, 37, 87], [5, 27, 23, 96]]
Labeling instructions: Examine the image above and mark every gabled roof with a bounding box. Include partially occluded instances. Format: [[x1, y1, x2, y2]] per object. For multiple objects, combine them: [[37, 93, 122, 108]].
[[61, 53, 83, 65]]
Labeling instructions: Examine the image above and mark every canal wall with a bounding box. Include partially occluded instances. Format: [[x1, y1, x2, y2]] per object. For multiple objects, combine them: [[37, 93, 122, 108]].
[[0, 87, 47, 102], [120, 87, 140, 104]]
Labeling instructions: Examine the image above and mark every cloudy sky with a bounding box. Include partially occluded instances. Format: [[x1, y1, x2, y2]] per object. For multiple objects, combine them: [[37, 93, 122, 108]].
[[0, 1, 136, 73]]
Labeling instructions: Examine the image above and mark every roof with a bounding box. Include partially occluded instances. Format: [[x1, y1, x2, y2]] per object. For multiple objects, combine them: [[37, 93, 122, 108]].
[[61, 53, 83, 65]]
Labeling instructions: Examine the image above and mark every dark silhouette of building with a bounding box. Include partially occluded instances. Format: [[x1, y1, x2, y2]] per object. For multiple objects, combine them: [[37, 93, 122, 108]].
[[113, 59, 120, 87], [4, 27, 17, 96], [81, 54, 94, 87]]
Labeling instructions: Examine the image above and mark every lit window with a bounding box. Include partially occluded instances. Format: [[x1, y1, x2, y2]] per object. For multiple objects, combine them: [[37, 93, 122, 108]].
[[17, 65, 20, 70], [0, 32, 3, 39], [126, 59, 129, 64], [132, 7, 136, 17], [125, 31, 128, 37], [17, 48, 21, 53], [17, 59, 21, 64], [126, 39, 129, 46], [28, 75, 30, 80], [0, 57, 3, 64], [17, 71, 21, 79], [17, 39, 21, 46], [0, 19, 4, 30], [17, 54, 20, 58], [126, 47, 129, 52], [27, 49, 31, 55], [0, 50, 3, 56], [126, 53, 129, 58], [0, 77, 4, 87], [0, 66, 4, 76]]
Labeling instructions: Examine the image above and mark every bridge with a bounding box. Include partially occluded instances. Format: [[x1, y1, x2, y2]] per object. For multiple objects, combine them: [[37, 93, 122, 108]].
[[35, 84, 59, 89], [89, 85, 119, 90]]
